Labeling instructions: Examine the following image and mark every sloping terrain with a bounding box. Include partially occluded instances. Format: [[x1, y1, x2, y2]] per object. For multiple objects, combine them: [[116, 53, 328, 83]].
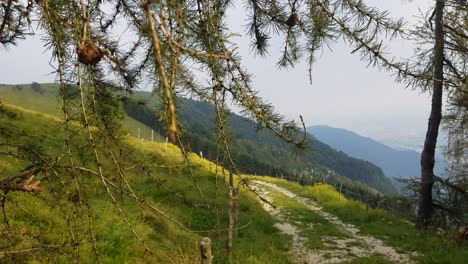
[[0, 104, 291, 263], [249, 178, 468, 264], [125, 92, 397, 195], [0, 83, 396, 195], [252, 181, 414, 263], [308, 125, 446, 179], [0, 103, 467, 263], [0, 83, 161, 142]]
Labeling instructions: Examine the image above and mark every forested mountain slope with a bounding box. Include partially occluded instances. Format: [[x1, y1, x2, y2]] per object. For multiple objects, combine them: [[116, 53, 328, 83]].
[[0, 83, 396, 195], [125, 92, 397, 195]]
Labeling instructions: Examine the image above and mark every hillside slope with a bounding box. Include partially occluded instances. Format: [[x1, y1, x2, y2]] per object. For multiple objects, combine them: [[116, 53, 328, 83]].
[[308, 125, 446, 179], [0, 103, 291, 263], [250, 177, 468, 264], [125, 94, 397, 195], [0, 83, 396, 195], [0, 83, 162, 142], [1, 104, 466, 263]]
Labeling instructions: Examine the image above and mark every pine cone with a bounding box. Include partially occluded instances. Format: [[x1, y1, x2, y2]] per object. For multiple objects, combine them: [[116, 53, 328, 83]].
[[286, 13, 300, 27], [77, 38, 103, 65]]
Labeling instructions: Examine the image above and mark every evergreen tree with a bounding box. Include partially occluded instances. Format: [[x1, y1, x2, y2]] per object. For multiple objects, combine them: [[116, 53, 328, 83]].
[[1, 0, 466, 260], [405, 0, 467, 227]]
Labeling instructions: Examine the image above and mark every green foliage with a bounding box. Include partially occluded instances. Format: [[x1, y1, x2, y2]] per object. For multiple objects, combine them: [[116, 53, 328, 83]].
[[0, 0, 32, 47], [0, 105, 291, 263], [0, 84, 62, 115], [125, 91, 396, 195], [0, 84, 159, 142], [0, 84, 396, 195], [0, 0, 465, 261], [1, 104, 466, 263], [342, 256, 395, 264]]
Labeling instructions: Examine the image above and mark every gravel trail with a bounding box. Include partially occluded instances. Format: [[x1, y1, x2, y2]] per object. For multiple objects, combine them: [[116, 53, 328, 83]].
[[252, 180, 416, 264]]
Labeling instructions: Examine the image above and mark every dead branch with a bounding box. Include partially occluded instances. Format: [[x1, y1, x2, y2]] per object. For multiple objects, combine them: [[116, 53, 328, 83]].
[[0, 168, 43, 193]]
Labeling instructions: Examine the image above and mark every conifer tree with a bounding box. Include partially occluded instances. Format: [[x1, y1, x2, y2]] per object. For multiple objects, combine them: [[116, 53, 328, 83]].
[[1, 0, 466, 260], [405, 0, 467, 226]]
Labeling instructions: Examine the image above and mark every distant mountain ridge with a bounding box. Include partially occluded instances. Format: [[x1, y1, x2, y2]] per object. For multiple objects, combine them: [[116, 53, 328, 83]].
[[308, 125, 446, 181]]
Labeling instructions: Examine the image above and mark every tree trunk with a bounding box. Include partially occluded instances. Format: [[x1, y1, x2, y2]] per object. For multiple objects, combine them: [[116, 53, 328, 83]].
[[222, 167, 226, 183], [233, 186, 239, 238], [227, 171, 234, 255], [418, 0, 445, 227]]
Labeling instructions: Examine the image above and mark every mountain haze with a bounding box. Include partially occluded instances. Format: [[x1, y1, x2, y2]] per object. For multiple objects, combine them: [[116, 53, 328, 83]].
[[308, 125, 446, 181]]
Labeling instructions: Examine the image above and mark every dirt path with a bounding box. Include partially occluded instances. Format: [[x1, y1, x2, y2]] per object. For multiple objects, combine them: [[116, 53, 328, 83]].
[[252, 181, 416, 264]]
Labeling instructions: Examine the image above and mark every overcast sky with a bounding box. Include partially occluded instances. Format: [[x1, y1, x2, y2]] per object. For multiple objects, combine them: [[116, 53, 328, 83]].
[[224, 0, 435, 149], [0, 0, 435, 149]]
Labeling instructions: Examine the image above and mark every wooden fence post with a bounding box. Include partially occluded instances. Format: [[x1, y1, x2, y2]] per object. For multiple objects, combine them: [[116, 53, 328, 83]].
[[200, 237, 212, 264]]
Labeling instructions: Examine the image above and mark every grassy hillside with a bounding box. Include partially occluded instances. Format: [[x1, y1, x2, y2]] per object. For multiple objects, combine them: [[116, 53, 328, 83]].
[[125, 93, 397, 195], [0, 83, 396, 195], [0, 83, 162, 142], [0, 103, 466, 263], [0, 104, 290, 263]]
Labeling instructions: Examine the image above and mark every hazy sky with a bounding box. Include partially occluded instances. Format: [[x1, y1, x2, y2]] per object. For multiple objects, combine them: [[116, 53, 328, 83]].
[[0, 0, 435, 149], [224, 0, 435, 149]]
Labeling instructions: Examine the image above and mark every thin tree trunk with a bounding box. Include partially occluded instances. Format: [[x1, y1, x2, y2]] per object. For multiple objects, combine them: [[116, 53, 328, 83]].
[[227, 171, 234, 255], [418, 0, 445, 227], [233, 186, 239, 238], [222, 167, 226, 183]]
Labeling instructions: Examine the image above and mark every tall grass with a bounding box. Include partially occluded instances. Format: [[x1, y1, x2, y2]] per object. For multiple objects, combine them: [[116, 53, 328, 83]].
[[253, 176, 468, 264], [0, 105, 291, 263]]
